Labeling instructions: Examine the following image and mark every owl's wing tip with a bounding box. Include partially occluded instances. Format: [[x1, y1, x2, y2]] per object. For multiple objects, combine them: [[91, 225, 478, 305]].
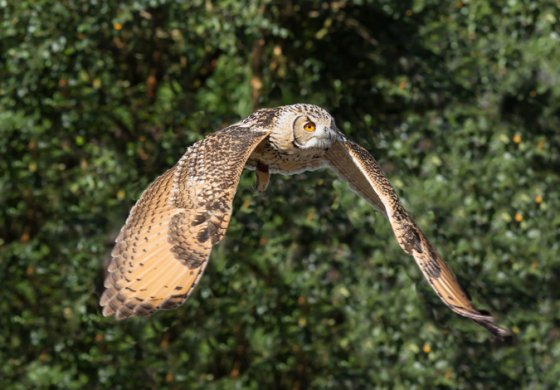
[[101, 305, 115, 318], [459, 308, 511, 338], [474, 316, 512, 339]]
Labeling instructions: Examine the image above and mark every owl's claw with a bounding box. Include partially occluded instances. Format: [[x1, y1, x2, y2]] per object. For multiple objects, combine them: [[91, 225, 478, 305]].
[[256, 161, 270, 192]]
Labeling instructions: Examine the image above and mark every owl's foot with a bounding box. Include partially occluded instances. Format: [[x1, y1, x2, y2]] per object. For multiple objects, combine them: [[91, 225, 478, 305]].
[[256, 161, 270, 192]]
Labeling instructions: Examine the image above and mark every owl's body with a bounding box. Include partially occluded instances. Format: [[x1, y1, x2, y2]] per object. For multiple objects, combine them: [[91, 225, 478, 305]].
[[101, 104, 509, 337], [247, 140, 328, 174], [244, 105, 332, 176]]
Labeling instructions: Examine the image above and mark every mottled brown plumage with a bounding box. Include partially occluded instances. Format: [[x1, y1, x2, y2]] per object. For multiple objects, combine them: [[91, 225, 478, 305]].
[[101, 104, 509, 336], [101, 126, 270, 319]]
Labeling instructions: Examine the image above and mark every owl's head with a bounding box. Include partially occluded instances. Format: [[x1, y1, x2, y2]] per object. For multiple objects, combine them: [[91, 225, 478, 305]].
[[273, 104, 340, 150]]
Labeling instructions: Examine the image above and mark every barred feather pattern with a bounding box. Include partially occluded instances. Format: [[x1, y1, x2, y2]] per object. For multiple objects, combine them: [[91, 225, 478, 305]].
[[100, 126, 270, 319]]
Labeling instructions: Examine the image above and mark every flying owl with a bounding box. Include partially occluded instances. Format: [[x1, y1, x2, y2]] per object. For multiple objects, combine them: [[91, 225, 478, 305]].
[[100, 104, 509, 336]]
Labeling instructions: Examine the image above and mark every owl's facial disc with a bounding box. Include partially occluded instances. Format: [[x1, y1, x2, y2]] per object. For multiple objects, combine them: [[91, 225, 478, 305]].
[[293, 115, 336, 150]]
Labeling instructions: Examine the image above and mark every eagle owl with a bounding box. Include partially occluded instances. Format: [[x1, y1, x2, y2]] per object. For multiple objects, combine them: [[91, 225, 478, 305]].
[[101, 104, 509, 336]]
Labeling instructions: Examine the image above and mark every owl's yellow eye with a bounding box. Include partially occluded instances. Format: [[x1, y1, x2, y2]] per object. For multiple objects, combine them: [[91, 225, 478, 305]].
[[303, 121, 316, 132]]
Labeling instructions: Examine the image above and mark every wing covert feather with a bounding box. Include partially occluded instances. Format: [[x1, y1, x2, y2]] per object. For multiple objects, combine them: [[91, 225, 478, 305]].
[[100, 126, 270, 319], [326, 139, 509, 337]]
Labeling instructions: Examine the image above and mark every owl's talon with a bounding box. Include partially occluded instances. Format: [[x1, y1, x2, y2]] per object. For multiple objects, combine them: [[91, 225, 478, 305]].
[[256, 162, 270, 192]]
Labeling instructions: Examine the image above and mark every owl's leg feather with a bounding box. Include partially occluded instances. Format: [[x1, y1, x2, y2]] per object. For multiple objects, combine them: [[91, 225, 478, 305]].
[[256, 162, 270, 192]]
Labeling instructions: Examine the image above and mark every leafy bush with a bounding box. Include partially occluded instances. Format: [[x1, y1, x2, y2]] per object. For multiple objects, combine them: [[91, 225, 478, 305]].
[[1, 0, 559, 388]]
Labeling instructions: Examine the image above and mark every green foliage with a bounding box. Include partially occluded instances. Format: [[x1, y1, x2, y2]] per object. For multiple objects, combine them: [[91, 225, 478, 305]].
[[1, 0, 559, 388]]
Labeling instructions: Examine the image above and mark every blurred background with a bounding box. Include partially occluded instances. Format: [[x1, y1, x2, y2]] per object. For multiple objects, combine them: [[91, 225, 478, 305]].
[[1, 0, 560, 388]]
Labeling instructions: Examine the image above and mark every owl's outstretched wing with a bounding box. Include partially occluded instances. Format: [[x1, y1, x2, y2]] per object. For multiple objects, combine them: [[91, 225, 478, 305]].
[[100, 126, 271, 320], [326, 138, 510, 337]]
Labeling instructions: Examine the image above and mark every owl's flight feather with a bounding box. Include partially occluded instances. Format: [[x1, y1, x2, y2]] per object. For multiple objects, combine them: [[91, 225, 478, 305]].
[[101, 104, 508, 336], [100, 126, 270, 319], [327, 140, 510, 337]]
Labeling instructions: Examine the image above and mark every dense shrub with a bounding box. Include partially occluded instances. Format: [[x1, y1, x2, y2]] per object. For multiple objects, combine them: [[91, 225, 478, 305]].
[[1, 0, 559, 388]]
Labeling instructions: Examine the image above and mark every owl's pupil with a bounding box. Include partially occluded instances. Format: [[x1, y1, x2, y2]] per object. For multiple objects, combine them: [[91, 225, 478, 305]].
[[304, 122, 315, 132]]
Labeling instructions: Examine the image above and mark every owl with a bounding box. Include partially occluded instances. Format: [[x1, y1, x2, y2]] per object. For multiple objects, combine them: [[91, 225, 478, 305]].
[[100, 104, 509, 336]]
